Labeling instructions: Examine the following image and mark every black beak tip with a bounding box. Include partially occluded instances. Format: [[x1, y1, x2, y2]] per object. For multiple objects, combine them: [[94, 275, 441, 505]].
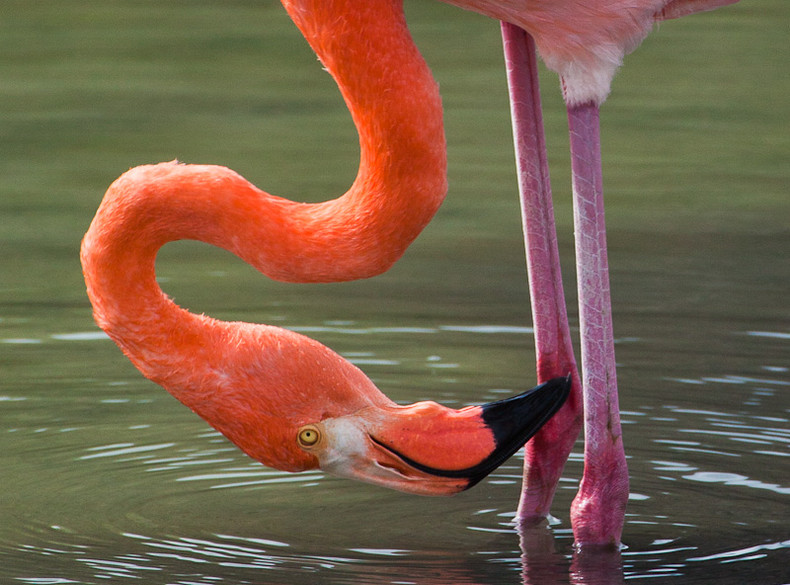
[[481, 375, 571, 445], [464, 375, 572, 489]]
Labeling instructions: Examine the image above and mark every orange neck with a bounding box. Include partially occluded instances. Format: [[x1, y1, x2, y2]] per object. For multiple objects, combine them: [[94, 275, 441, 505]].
[[79, 0, 444, 468]]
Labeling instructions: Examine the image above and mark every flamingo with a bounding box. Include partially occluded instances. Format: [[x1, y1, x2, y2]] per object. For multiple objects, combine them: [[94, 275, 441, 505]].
[[440, 0, 740, 547], [80, 0, 571, 497]]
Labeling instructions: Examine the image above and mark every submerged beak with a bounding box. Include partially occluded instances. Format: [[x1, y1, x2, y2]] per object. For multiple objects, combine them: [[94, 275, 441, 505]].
[[302, 376, 571, 495]]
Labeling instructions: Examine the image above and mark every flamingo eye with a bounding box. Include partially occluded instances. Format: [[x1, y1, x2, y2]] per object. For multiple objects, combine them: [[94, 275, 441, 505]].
[[297, 425, 322, 448]]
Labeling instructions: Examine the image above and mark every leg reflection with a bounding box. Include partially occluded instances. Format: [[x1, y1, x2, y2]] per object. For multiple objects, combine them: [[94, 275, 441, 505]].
[[518, 521, 626, 585]]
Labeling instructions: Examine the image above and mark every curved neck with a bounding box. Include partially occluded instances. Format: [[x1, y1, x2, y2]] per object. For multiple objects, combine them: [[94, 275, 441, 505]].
[[80, 0, 443, 443], [280, 0, 447, 278]]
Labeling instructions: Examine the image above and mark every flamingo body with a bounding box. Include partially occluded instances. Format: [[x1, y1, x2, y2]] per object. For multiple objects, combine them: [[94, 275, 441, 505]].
[[444, 0, 739, 104]]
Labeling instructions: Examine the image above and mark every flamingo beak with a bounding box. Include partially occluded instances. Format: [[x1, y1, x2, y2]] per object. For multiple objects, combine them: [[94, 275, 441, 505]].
[[302, 376, 571, 495]]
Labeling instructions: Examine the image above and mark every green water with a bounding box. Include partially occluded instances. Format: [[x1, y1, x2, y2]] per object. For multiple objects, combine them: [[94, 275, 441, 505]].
[[1, 1, 788, 583]]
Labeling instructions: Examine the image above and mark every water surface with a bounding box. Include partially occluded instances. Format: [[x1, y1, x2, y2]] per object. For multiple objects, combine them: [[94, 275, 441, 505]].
[[1, 1, 788, 583]]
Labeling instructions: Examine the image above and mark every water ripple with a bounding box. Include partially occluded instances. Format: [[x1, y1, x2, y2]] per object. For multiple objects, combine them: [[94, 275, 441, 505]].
[[688, 539, 790, 563], [50, 332, 110, 341], [79, 442, 176, 460], [682, 471, 790, 495], [745, 331, 790, 340]]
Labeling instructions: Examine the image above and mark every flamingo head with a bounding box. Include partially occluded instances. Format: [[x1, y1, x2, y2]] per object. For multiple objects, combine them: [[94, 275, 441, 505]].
[[295, 376, 571, 495], [132, 323, 570, 496]]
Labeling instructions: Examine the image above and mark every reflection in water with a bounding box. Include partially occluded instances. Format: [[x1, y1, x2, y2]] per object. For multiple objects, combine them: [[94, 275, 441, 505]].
[[4, 321, 788, 583], [14, 522, 788, 584]]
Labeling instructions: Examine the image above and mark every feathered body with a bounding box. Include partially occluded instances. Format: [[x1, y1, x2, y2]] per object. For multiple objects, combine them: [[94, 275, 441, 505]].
[[444, 0, 739, 104]]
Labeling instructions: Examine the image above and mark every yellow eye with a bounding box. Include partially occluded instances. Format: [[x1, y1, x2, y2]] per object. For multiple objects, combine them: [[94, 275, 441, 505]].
[[297, 425, 321, 448]]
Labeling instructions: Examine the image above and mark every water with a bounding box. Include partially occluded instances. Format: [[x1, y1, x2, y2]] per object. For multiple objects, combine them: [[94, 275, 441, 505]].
[[1, 1, 788, 583]]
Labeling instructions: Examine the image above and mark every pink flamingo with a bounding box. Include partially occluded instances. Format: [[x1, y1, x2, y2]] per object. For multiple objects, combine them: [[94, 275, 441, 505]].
[[81, 0, 571, 498], [441, 0, 740, 547]]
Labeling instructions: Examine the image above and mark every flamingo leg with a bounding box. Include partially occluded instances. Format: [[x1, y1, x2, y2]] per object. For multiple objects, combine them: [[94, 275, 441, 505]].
[[500, 23, 583, 524], [566, 102, 629, 548]]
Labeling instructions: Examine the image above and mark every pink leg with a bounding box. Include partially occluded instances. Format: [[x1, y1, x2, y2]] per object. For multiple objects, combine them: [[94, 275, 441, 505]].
[[500, 23, 583, 523], [566, 102, 629, 548]]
